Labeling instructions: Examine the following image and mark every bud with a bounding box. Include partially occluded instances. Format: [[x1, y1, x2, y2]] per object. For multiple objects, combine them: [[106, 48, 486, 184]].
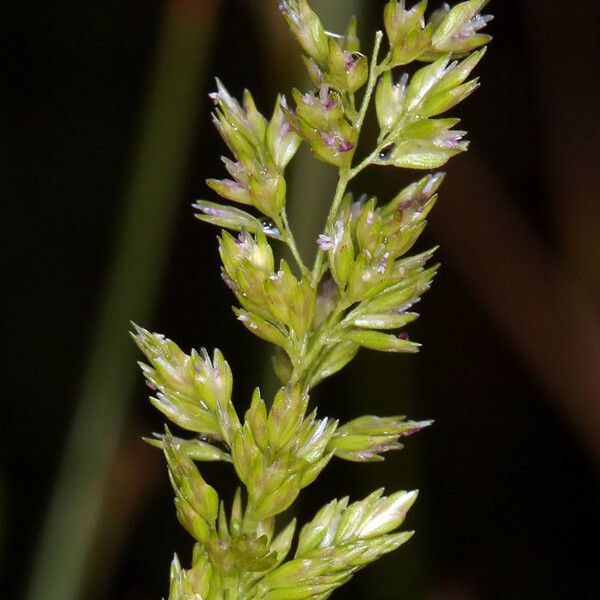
[[279, 0, 329, 67], [191, 348, 239, 440], [287, 276, 316, 340], [419, 48, 486, 116], [433, 46, 486, 92], [346, 329, 421, 353], [289, 88, 357, 167], [272, 347, 293, 384], [269, 518, 297, 568], [422, 78, 479, 117], [211, 83, 258, 169], [294, 415, 338, 464], [169, 553, 201, 599], [220, 230, 275, 281], [347, 251, 382, 300], [376, 71, 408, 137], [209, 83, 296, 219], [327, 39, 368, 93], [206, 175, 253, 206], [245, 388, 269, 452], [357, 490, 419, 538], [382, 172, 445, 216], [147, 393, 219, 437], [252, 472, 301, 520], [257, 486, 419, 597], [351, 311, 418, 330], [308, 341, 360, 388], [267, 386, 309, 453], [133, 325, 226, 437], [235, 308, 289, 349], [249, 171, 287, 217], [231, 425, 261, 485], [405, 54, 452, 113], [133, 325, 195, 397], [194, 200, 281, 240], [393, 246, 438, 274], [173, 549, 216, 598], [329, 415, 431, 462], [206, 156, 253, 209], [164, 433, 219, 542], [230, 487, 243, 537], [355, 197, 382, 256], [328, 212, 355, 289], [174, 496, 211, 543], [390, 24, 433, 66], [242, 89, 268, 143], [296, 498, 347, 556], [330, 488, 384, 543], [381, 118, 468, 169], [431, 0, 492, 55], [207, 533, 277, 575], [312, 278, 339, 328], [267, 96, 301, 170], [219, 230, 274, 320], [384, 0, 428, 48], [145, 433, 232, 463], [263, 261, 296, 325], [292, 87, 344, 131], [365, 265, 437, 313], [386, 221, 427, 258], [311, 126, 357, 167], [344, 15, 361, 53]]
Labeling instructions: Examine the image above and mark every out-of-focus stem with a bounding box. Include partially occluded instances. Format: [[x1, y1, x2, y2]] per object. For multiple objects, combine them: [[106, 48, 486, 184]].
[[24, 3, 220, 600]]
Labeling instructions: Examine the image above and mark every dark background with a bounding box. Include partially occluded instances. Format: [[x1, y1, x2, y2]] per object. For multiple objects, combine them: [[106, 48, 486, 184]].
[[2, 1, 599, 599]]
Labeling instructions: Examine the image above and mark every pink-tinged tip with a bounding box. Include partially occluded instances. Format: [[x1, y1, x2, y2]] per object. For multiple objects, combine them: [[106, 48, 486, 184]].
[[280, 119, 292, 136], [318, 86, 338, 110], [202, 207, 224, 217], [317, 234, 334, 251], [319, 131, 355, 155], [303, 93, 315, 106], [377, 252, 390, 274], [442, 131, 465, 149]]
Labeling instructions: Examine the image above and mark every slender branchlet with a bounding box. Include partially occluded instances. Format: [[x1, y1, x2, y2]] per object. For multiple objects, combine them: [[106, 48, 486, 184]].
[[133, 1, 492, 597]]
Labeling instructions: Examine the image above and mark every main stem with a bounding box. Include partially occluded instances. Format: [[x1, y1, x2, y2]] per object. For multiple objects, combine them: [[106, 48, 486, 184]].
[[278, 208, 309, 276], [287, 31, 385, 387], [310, 30, 384, 290], [354, 31, 384, 133], [310, 170, 350, 289]]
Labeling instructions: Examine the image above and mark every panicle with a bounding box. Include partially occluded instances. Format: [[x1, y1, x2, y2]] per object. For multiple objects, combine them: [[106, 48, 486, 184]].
[[133, 0, 491, 596]]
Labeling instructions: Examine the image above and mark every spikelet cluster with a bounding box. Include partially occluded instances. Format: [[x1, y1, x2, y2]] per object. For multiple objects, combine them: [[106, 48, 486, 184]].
[[134, 1, 491, 597]]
